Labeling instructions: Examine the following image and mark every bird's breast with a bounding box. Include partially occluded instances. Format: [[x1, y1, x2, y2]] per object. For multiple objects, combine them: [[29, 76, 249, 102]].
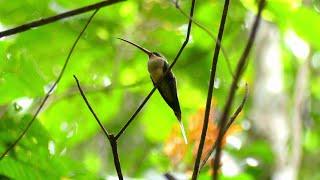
[[148, 58, 164, 82]]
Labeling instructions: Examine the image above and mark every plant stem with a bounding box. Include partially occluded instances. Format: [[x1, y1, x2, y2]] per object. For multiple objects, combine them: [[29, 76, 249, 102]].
[[0, 0, 123, 38], [191, 0, 230, 179], [212, 1, 266, 179]]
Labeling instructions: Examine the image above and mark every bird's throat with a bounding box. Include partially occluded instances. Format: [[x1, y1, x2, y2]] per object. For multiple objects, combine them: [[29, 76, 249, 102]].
[[148, 58, 164, 82]]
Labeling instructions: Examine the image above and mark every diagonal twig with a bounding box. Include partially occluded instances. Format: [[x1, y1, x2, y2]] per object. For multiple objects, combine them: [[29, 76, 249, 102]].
[[199, 83, 248, 169], [173, 0, 234, 79], [0, 9, 99, 160], [114, 0, 197, 140], [74, 75, 123, 179], [0, 0, 124, 38], [212, 1, 266, 179], [73, 76, 110, 137], [191, 0, 231, 179]]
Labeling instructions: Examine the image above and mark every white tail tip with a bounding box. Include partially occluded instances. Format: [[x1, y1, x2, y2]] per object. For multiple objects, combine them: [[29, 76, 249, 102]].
[[179, 122, 188, 144]]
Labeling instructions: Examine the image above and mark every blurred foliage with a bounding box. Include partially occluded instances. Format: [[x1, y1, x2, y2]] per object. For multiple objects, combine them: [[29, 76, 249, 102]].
[[0, 0, 319, 179]]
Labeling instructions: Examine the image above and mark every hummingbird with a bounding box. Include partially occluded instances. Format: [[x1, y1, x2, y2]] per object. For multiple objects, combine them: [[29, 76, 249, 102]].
[[118, 38, 187, 144]]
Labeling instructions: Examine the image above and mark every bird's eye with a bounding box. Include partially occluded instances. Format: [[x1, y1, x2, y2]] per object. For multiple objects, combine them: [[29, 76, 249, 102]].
[[153, 52, 162, 57]]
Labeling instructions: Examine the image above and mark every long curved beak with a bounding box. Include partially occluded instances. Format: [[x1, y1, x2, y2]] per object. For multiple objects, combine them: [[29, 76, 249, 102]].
[[117, 38, 152, 56]]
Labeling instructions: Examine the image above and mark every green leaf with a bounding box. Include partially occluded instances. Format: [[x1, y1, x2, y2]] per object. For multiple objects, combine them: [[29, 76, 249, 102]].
[[0, 114, 95, 179]]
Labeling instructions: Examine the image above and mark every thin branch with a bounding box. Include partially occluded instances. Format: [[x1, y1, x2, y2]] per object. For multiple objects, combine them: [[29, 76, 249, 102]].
[[109, 135, 123, 180], [0, 9, 99, 160], [73, 75, 110, 137], [173, 1, 234, 78], [225, 84, 248, 132], [115, 88, 156, 140], [114, 0, 197, 140], [0, 0, 124, 38], [199, 84, 248, 169], [191, 0, 230, 179], [164, 173, 177, 180], [212, 1, 266, 179], [74, 76, 123, 179]]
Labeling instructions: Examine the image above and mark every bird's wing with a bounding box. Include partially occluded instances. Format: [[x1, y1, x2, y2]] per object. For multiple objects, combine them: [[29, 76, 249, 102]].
[[161, 62, 181, 119], [155, 62, 186, 143]]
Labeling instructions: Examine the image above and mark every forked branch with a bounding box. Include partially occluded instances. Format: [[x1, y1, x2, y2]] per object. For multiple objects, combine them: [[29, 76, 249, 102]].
[[74, 76, 123, 179], [191, 0, 231, 179], [199, 84, 248, 169], [212, 1, 266, 179]]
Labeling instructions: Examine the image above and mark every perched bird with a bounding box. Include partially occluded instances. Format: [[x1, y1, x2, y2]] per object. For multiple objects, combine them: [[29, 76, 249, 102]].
[[118, 38, 187, 144]]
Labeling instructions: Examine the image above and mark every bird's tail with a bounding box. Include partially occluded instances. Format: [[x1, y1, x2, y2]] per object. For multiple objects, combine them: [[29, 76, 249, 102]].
[[175, 111, 188, 144], [179, 121, 188, 144]]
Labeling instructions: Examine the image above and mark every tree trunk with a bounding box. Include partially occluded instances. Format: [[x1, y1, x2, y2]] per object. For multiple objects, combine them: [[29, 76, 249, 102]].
[[250, 19, 290, 180]]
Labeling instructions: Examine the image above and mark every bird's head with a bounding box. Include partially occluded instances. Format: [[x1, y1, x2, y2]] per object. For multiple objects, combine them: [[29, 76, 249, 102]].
[[149, 52, 165, 61]]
